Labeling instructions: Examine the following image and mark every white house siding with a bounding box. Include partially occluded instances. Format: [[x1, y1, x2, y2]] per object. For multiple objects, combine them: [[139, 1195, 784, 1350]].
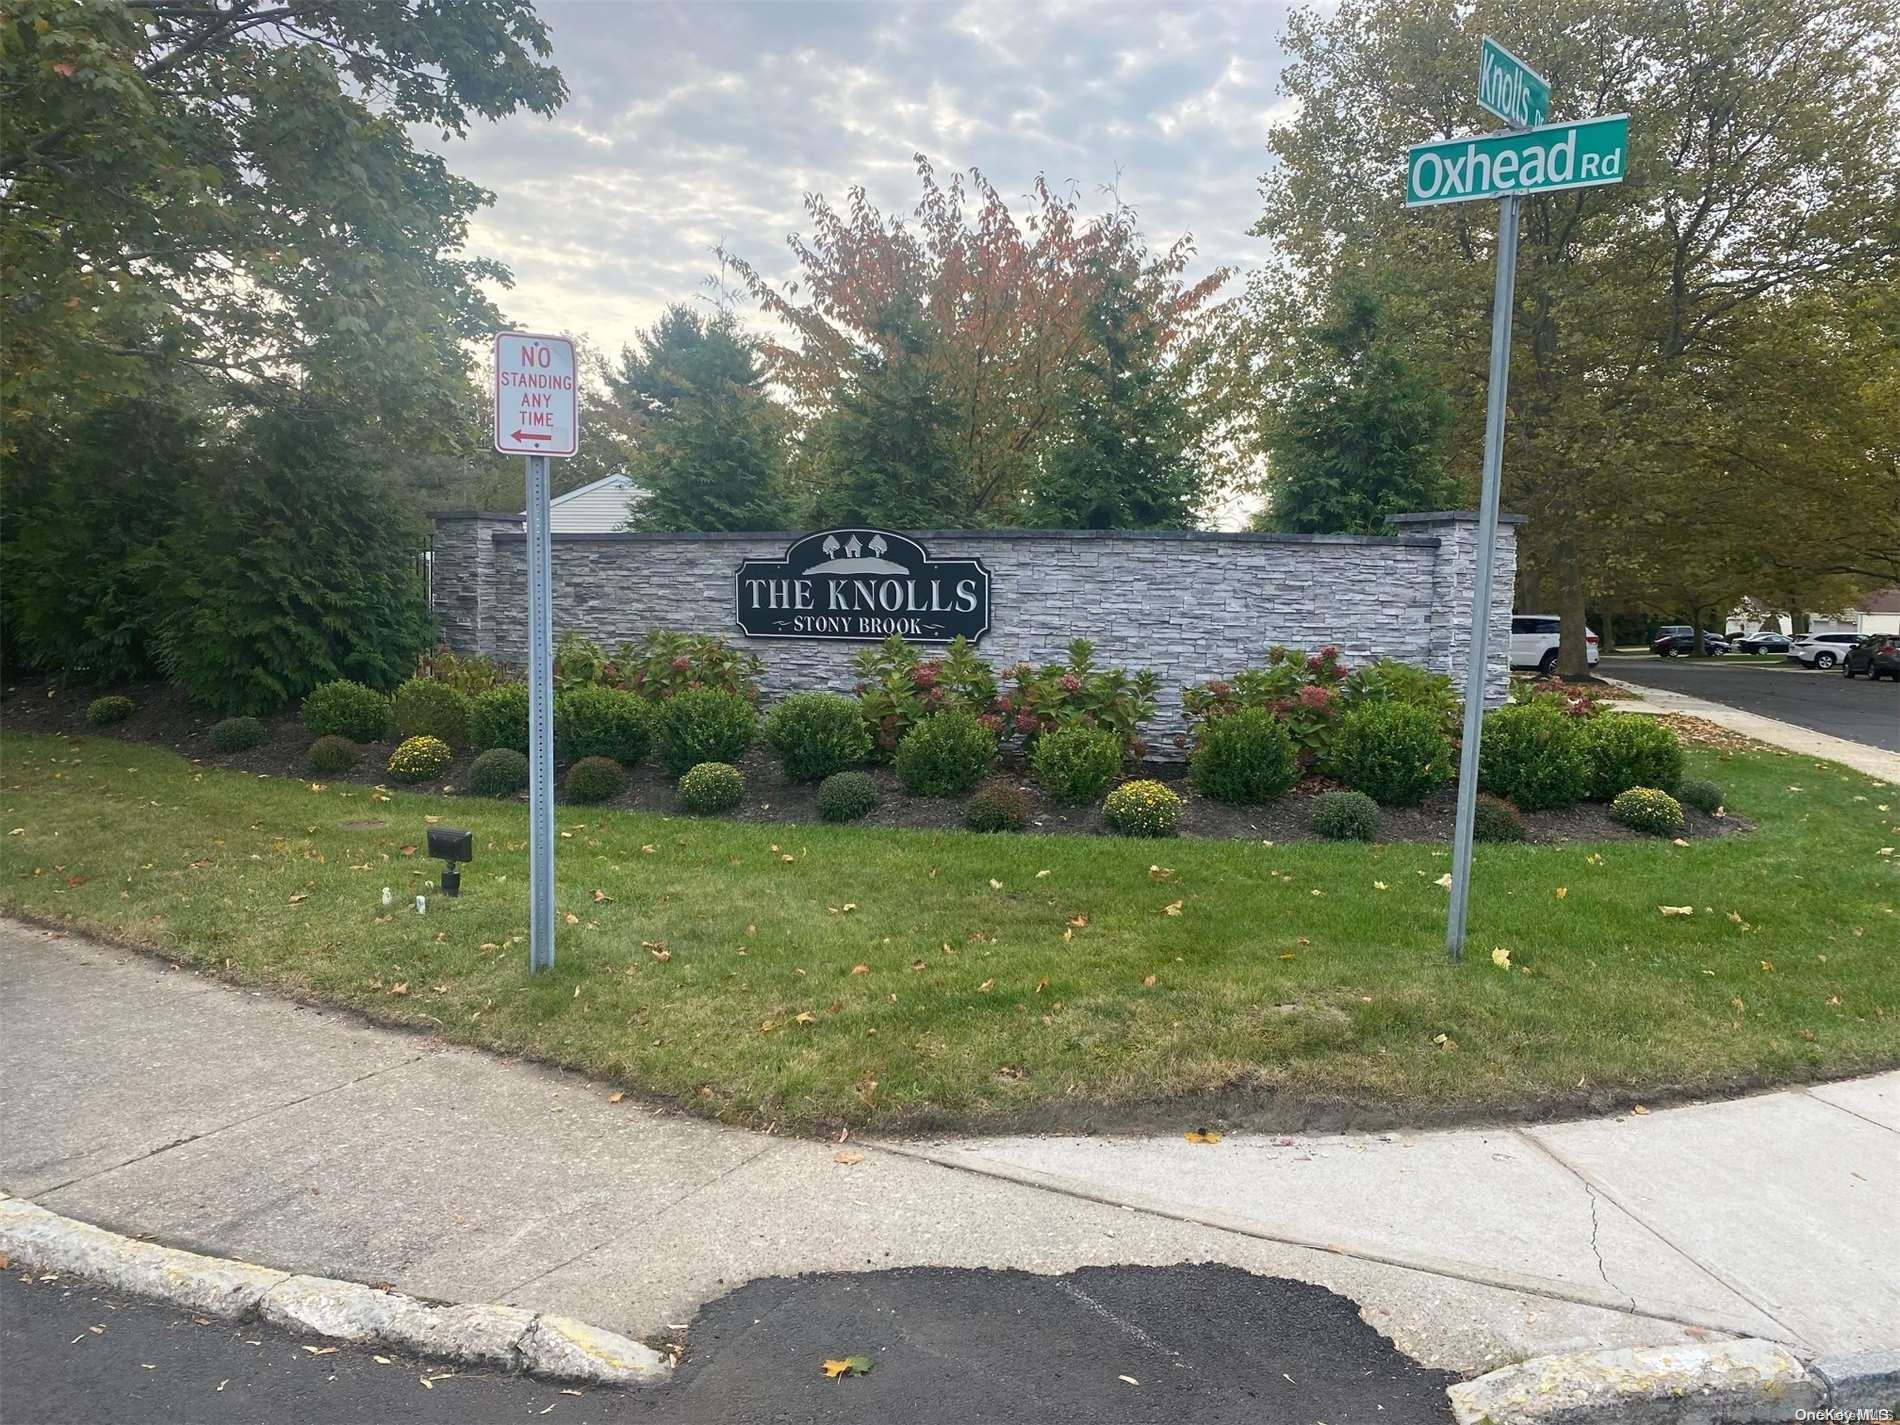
[[546, 478, 644, 534]]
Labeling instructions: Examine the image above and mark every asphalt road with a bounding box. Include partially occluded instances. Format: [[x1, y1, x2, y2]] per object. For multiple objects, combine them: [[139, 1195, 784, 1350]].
[[1, 1263, 1455, 1425], [1602, 654, 1899, 751]]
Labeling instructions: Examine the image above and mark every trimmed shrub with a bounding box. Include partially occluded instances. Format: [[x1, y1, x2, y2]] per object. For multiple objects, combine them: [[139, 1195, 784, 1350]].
[[86, 695, 135, 726], [764, 692, 872, 782], [1579, 713, 1684, 800], [1311, 789, 1379, 841], [1102, 779, 1181, 837], [393, 678, 472, 746], [1189, 707, 1297, 805], [652, 688, 757, 776], [209, 715, 267, 753], [470, 683, 531, 755], [1029, 723, 1123, 805], [468, 747, 530, 797], [564, 756, 627, 804], [307, 735, 360, 775], [387, 734, 452, 783], [966, 777, 1032, 833], [1478, 703, 1592, 811], [302, 679, 392, 744], [1677, 777, 1724, 815], [894, 708, 996, 797], [1328, 702, 1454, 807], [1612, 786, 1687, 836], [679, 761, 745, 814], [555, 686, 650, 766], [816, 770, 878, 823], [1473, 793, 1526, 843]]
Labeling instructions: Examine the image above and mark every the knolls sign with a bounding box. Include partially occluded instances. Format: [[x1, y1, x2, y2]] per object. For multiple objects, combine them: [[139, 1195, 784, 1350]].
[[734, 529, 991, 644]]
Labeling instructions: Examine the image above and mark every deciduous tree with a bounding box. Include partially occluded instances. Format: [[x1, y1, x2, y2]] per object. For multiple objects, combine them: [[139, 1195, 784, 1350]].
[[727, 158, 1229, 525], [1247, 0, 1899, 672]]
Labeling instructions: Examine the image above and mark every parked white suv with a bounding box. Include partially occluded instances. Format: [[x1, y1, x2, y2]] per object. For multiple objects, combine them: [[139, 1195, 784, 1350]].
[[1787, 633, 1862, 670], [1510, 614, 1599, 675]]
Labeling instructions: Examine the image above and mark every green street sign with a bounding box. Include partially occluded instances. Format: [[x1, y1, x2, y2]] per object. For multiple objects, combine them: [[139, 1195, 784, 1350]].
[[1478, 36, 1548, 129], [1404, 114, 1628, 207]]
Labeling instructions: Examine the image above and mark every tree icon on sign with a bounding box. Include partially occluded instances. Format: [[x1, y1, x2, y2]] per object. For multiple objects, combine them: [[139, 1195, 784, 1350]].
[[821, 535, 841, 560], [868, 534, 888, 560]]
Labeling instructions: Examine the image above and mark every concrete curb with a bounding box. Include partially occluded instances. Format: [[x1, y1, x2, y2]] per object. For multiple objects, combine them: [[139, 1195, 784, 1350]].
[[0, 1195, 669, 1386], [1447, 1340, 1899, 1423]]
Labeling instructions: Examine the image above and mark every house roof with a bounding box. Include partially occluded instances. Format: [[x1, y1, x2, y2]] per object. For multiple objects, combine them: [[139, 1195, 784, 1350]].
[[1860, 586, 1900, 615]]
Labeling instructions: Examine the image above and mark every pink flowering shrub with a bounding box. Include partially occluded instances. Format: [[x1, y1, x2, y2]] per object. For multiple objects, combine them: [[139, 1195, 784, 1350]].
[[850, 635, 1000, 760], [1003, 639, 1158, 757]]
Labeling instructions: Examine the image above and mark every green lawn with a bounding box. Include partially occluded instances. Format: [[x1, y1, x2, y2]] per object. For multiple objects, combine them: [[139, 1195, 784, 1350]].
[[2, 730, 1895, 1134]]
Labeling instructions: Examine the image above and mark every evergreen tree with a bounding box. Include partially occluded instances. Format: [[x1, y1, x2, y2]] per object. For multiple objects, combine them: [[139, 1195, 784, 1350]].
[[806, 311, 971, 530], [1260, 276, 1458, 535], [1026, 258, 1201, 529], [612, 306, 790, 532]]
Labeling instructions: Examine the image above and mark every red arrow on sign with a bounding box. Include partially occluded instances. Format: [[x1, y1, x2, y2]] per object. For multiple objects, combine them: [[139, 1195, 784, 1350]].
[[510, 429, 553, 442]]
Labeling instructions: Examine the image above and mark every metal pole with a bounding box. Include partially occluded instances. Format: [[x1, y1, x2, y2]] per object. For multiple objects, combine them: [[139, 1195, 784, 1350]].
[[1446, 192, 1520, 963], [525, 453, 556, 972]]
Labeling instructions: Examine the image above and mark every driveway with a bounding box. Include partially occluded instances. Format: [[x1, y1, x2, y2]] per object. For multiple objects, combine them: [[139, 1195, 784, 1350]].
[[1601, 654, 1899, 752]]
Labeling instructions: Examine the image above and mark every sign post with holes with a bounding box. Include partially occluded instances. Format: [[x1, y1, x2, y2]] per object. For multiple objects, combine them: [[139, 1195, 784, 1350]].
[[1407, 47, 1626, 963], [494, 332, 579, 973]]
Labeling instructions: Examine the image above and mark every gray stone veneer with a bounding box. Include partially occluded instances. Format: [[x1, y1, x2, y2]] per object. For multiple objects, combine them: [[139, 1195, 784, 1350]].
[[429, 512, 1522, 754]]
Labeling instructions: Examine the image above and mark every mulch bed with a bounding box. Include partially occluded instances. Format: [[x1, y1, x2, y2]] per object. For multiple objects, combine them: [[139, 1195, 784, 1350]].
[[2, 677, 1748, 845]]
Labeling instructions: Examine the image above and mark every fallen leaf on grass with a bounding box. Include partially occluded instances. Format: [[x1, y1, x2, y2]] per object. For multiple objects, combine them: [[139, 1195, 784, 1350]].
[[1163, 900, 1183, 916], [300, 1345, 337, 1356], [1433, 1033, 1458, 1052], [591, 889, 612, 903], [1067, 913, 1088, 928], [564, 912, 580, 925], [976, 979, 994, 994], [1554, 886, 1567, 900], [608, 1091, 624, 1104], [1183, 1130, 1222, 1145], [1434, 873, 1453, 888], [850, 963, 869, 976], [794, 1011, 816, 1025], [1035, 869, 1050, 878], [1491, 947, 1512, 970], [1659, 906, 1693, 918], [1148, 865, 1173, 882], [1373, 881, 1389, 891], [1141, 974, 1156, 988], [989, 878, 1004, 890], [388, 982, 408, 996], [822, 1355, 874, 1379]]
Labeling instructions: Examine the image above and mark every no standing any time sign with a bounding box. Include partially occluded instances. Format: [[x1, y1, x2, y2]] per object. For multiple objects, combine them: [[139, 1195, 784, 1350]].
[[493, 331, 578, 457]]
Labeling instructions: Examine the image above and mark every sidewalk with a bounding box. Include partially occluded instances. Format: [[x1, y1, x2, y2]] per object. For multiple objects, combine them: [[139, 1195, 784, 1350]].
[[1600, 675, 1900, 783], [2, 918, 1893, 1377]]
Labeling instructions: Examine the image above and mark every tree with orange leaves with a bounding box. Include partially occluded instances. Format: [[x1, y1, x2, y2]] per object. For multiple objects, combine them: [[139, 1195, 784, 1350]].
[[725, 157, 1230, 527]]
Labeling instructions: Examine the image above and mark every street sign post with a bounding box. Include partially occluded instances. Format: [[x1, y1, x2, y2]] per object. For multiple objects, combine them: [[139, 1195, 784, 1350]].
[[1406, 54, 1627, 962], [493, 332, 579, 974], [1478, 36, 1549, 130]]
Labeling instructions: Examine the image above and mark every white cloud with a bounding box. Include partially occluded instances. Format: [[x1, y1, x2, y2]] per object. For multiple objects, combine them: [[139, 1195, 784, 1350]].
[[425, 0, 1299, 353]]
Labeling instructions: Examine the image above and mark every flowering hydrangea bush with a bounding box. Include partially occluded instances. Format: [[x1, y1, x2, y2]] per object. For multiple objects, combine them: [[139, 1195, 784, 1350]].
[[1181, 645, 1349, 768], [851, 635, 1001, 760], [1001, 639, 1158, 755]]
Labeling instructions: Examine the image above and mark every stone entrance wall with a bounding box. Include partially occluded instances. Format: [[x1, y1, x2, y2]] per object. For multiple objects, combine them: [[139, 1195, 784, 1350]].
[[428, 512, 1522, 752]]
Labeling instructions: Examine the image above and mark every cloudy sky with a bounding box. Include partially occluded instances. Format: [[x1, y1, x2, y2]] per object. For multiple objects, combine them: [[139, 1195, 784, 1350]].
[[427, 0, 1300, 359]]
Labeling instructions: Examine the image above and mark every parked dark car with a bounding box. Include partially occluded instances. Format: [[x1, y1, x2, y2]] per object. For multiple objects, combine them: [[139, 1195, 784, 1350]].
[[1651, 630, 1730, 656], [1735, 631, 1792, 654], [1842, 635, 1900, 682]]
